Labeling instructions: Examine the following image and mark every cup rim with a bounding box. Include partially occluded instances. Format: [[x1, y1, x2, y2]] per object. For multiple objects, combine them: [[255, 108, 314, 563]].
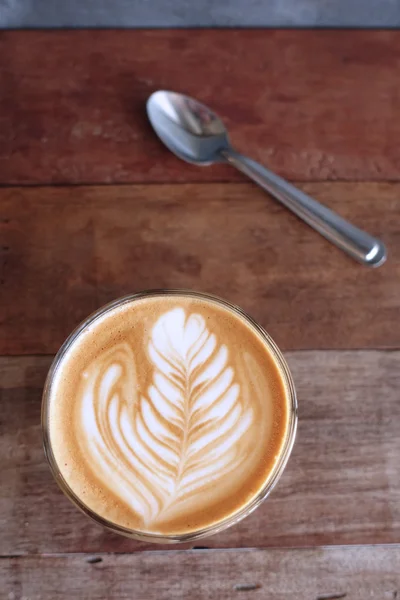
[[42, 289, 298, 543]]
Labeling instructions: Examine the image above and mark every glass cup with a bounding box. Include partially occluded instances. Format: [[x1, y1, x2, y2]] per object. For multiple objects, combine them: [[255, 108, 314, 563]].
[[42, 289, 297, 543]]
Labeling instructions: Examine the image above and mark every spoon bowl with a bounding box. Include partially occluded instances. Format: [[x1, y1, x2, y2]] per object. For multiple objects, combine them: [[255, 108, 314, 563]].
[[147, 91, 229, 165]]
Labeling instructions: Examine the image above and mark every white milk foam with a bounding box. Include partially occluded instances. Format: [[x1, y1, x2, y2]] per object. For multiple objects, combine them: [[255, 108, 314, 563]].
[[78, 308, 255, 526]]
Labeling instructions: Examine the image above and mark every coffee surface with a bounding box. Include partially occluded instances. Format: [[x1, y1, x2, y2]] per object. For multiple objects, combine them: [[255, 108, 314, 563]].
[[47, 293, 292, 536]]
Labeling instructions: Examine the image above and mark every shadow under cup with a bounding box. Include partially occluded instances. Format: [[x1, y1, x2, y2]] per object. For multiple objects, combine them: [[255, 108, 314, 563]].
[[42, 290, 298, 543]]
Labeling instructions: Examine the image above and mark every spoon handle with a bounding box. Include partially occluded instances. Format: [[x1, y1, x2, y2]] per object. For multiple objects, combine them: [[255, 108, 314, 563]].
[[222, 149, 386, 267]]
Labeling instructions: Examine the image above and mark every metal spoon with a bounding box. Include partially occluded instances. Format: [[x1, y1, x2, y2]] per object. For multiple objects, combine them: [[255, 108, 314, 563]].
[[147, 90, 387, 267]]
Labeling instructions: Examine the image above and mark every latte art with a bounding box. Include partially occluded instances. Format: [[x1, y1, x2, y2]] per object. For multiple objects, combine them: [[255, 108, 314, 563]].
[[45, 292, 295, 539], [80, 308, 255, 526]]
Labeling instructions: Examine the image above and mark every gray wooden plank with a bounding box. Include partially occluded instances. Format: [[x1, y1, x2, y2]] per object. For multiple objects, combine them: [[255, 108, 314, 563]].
[[1, 351, 399, 554], [1, 547, 400, 599]]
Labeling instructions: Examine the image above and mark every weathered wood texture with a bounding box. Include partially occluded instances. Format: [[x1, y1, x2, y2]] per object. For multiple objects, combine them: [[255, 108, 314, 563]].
[[1, 30, 400, 185], [1, 182, 398, 355], [1, 351, 399, 554], [1, 547, 400, 599], [1, 30, 399, 595]]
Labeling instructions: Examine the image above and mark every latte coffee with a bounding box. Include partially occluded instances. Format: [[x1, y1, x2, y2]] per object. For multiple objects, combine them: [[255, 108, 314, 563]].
[[43, 291, 297, 541]]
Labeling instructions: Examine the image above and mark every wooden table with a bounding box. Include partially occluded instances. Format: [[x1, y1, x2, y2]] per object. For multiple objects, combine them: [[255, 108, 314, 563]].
[[1, 30, 399, 598]]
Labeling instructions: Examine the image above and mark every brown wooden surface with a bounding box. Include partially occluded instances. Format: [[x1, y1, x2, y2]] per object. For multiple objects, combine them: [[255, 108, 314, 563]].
[[1, 29, 400, 597], [1, 182, 398, 355], [2, 30, 400, 185], [1, 351, 399, 554], [2, 547, 400, 599]]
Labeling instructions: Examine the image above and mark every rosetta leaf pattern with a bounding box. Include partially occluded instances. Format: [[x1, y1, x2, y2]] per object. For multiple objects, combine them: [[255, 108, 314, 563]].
[[79, 308, 254, 527]]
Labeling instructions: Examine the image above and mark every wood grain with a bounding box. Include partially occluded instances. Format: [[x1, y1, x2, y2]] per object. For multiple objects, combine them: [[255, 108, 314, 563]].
[[1, 351, 399, 554], [1, 182, 398, 354], [1, 30, 400, 185], [1, 547, 400, 599]]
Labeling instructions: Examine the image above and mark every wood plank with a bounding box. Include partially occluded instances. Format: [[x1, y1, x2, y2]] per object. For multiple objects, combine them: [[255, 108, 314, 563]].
[[1, 351, 399, 554], [1, 30, 400, 185], [1, 547, 400, 599], [1, 182, 398, 354]]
